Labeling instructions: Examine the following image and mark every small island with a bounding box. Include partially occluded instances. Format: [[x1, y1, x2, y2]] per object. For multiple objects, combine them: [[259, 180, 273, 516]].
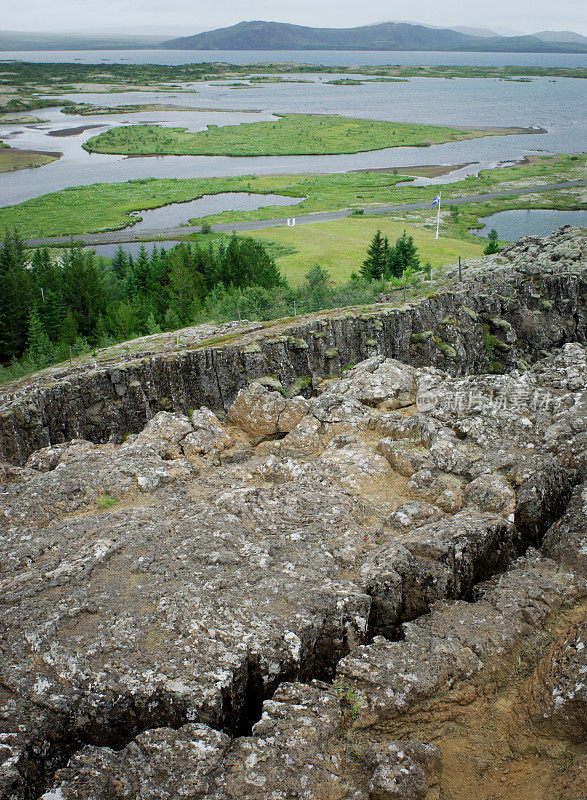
[[82, 114, 522, 158]]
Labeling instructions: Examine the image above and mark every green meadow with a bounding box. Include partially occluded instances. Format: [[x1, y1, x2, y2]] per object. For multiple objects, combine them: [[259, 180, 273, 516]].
[[82, 114, 507, 157]]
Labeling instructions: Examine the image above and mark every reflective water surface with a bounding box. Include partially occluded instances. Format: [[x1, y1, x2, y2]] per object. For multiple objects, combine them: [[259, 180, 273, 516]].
[[474, 208, 587, 239], [1, 52, 585, 212]]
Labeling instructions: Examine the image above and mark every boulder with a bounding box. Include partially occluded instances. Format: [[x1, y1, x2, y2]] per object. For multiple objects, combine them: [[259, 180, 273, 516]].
[[463, 473, 516, 518], [181, 407, 231, 456], [132, 411, 194, 458], [325, 357, 417, 410], [542, 482, 587, 574], [40, 724, 230, 800], [227, 382, 287, 437]]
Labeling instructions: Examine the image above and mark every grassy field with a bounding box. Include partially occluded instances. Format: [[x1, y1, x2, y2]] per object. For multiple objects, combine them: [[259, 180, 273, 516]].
[[0, 154, 584, 239], [0, 172, 410, 237], [246, 218, 485, 286], [82, 114, 510, 157]]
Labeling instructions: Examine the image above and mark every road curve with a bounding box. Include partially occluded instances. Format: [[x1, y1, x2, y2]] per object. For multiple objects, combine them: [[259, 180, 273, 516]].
[[24, 180, 586, 248]]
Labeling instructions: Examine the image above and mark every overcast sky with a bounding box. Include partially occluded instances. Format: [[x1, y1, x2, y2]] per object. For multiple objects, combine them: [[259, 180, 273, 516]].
[[4, 0, 587, 36]]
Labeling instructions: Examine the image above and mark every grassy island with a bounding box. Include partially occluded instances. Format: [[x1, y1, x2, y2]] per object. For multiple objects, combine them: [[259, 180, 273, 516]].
[[82, 114, 512, 158], [0, 154, 583, 240]]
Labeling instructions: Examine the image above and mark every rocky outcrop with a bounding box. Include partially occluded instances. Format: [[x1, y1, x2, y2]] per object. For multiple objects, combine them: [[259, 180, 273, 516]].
[[336, 552, 585, 727], [0, 226, 585, 466], [1, 228, 586, 800], [542, 482, 587, 574]]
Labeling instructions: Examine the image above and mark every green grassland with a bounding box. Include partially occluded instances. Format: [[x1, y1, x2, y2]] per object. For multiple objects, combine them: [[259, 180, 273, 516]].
[[2, 62, 585, 95], [245, 217, 485, 286], [0, 171, 405, 237], [0, 154, 583, 240], [172, 154, 587, 228], [82, 114, 507, 158]]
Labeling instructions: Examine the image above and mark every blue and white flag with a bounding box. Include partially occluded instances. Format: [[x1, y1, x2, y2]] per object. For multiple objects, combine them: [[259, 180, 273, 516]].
[[431, 194, 441, 206]]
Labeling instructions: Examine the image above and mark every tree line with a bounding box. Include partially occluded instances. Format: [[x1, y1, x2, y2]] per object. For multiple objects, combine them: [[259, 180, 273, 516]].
[[0, 227, 431, 383], [0, 230, 283, 376]]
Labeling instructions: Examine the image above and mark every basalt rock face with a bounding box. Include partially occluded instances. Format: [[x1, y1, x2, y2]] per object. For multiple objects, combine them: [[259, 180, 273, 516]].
[[0, 226, 585, 466], [0, 229, 586, 800]]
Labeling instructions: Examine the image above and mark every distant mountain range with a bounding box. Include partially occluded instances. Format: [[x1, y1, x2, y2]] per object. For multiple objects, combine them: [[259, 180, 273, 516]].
[[163, 21, 587, 52], [532, 30, 587, 44], [1, 22, 586, 52]]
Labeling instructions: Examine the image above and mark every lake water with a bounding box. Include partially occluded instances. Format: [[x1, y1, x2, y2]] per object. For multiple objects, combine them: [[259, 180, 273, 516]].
[[474, 209, 587, 239], [128, 192, 302, 230], [1, 74, 585, 210], [1, 50, 586, 67], [1, 50, 585, 220]]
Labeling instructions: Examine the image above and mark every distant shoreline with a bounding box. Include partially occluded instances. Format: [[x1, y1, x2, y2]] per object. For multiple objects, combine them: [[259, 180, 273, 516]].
[[2, 46, 587, 54]]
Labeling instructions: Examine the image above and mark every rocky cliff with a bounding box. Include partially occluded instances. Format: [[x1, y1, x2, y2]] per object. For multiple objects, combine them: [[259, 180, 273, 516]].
[[0, 227, 586, 800], [0, 226, 585, 466]]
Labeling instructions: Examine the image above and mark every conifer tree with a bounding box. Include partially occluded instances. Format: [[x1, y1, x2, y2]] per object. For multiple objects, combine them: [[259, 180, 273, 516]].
[[386, 245, 403, 278], [394, 231, 420, 272], [24, 306, 53, 368], [0, 229, 34, 359], [41, 289, 66, 343], [60, 309, 78, 346], [484, 229, 501, 255], [361, 229, 388, 281], [111, 246, 129, 281]]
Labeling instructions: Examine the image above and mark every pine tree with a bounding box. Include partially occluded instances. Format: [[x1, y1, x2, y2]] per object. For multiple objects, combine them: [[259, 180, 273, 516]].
[[0, 229, 34, 360], [111, 246, 129, 281], [386, 245, 403, 278], [484, 229, 501, 255], [146, 311, 162, 335], [133, 244, 150, 292], [24, 306, 54, 368], [394, 231, 420, 273], [60, 309, 78, 346], [361, 229, 388, 281], [61, 247, 105, 338], [41, 289, 66, 343]]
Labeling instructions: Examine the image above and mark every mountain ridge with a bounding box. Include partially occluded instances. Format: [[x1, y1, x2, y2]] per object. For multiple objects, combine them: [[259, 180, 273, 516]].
[[163, 21, 587, 52]]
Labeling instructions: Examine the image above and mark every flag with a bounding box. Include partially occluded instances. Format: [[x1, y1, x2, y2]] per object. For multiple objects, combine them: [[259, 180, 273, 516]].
[[431, 194, 441, 206]]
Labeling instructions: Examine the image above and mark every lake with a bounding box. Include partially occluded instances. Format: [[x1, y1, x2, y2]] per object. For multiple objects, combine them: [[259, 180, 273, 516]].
[[474, 209, 587, 240], [1, 49, 586, 67], [1, 73, 585, 209], [128, 192, 303, 230]]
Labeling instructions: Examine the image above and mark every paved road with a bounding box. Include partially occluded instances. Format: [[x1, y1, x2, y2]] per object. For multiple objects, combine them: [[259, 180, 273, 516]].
[[24, 180, 586, 248]]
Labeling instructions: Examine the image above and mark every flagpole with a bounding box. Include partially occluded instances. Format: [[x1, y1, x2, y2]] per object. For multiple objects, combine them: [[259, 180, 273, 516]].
[[435, 191, 441, 240]]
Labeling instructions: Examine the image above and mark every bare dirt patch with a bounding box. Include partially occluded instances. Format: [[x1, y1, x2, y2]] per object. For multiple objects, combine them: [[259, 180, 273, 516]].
[[353, 600, 587, 800], [0, 146, 61, 173]]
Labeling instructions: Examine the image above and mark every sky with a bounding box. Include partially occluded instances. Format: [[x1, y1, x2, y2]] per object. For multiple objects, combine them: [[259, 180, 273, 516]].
[[2, 0, 587, 36]]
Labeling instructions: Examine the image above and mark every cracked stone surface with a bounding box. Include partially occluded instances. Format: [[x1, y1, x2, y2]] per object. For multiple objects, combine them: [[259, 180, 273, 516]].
[[0, 228, 586, 800]]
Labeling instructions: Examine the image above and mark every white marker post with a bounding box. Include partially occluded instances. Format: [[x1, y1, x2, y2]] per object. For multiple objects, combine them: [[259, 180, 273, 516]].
[[435, 192, 442, 240], [287, 218, 296, 227]]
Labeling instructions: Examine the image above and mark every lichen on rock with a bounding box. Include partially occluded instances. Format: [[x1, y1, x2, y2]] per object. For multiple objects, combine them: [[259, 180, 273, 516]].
[[0, 227, 586, 800]]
